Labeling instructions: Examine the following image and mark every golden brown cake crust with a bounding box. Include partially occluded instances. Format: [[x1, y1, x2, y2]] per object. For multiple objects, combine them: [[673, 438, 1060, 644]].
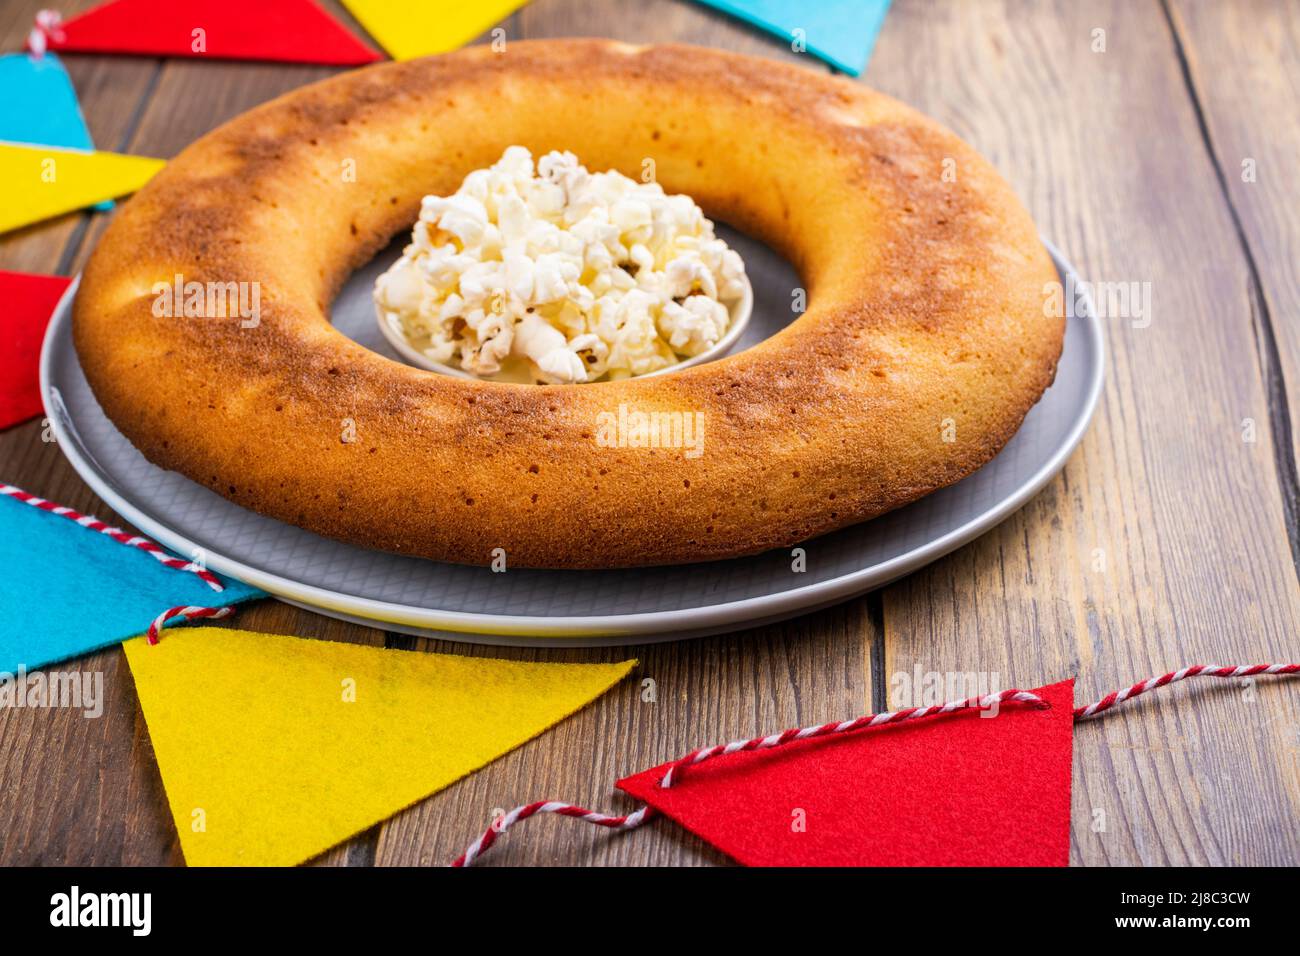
[[73, 40, 1064, 569]]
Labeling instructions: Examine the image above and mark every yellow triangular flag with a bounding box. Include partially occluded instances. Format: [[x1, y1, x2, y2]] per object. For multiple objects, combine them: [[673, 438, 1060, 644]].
[[0, 142, 164, 233], [124, 626, 635, 866], [341, 0, 530, 60]]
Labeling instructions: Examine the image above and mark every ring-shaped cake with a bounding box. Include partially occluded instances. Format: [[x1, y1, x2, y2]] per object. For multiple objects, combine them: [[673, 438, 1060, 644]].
[[74, 40, 1064, 568]]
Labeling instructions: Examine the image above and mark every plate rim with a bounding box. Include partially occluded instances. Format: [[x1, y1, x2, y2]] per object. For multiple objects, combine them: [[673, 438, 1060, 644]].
[[40, 239, 1104, 639]]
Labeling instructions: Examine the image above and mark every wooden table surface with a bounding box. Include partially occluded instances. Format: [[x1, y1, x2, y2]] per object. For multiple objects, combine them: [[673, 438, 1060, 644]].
[[2, 0, 1298, 867]]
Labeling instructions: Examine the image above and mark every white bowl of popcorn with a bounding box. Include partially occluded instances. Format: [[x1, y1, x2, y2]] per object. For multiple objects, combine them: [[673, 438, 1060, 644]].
[[374, 147, 753, 385]]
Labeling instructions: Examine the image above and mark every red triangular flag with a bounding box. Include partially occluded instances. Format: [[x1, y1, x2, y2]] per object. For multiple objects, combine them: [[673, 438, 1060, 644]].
[[48, 0, 383, 66], [619, 679, 1075, 866], [0, 270, 72, 430]]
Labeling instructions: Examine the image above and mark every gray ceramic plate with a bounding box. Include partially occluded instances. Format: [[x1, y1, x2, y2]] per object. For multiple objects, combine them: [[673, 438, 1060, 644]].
[[41, 231, 1103, 646]]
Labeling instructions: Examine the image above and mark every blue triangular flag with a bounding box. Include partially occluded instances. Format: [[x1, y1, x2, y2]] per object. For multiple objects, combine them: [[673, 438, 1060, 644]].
[[693, 0, 891, 76], [0, 490, 264, 673]]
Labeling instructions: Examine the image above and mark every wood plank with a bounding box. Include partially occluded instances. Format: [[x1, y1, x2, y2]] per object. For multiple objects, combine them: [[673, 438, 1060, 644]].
[[1166, 0, 1300, 573], [870, 0, 1300, 865]]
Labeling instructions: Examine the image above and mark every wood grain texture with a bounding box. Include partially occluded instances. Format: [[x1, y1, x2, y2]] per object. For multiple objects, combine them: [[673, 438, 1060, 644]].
[[1166, 0, 1300, 573], [1, 0, 1296, 867], [870, 0, 1300, 865]]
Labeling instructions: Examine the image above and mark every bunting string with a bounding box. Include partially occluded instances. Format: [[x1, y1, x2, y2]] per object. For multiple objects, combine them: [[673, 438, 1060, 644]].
[[1, 482, 241, 642], [1072, 663, 1300, 718], [145, 604, 237, 644], [452, 802, 653, 868], [452, 663, 1300, 866], [0, 482, 223, 591], [26, 10, 64, 56]]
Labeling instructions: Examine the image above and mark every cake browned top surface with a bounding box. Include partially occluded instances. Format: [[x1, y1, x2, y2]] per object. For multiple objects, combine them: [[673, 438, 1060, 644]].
[[73, 39, 1064, 569]]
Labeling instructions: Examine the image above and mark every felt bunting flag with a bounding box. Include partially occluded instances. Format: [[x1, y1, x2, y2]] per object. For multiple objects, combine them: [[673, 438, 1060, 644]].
[[341, 0, 530, 61], [44, 0, 382, 66], [618, 679, 1075, 866], [0, 488, 263, 673], [123, 626, 635, 866], [0, 271, 72, 430], [0, 52, 95, 149], [0, 142, 163, 234], [691, 0, 892, 76], [0, 52, 111, 209], [455, 667, 1300, 866]]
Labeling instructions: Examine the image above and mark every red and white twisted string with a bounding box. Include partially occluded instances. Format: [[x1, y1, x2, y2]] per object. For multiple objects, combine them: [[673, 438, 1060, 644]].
[[453, 664, 1300, 866], [145, 604, 236, 645], [1, 483, 223, 592], [452, 802, 653, 868], [2, 482, 238, 643], [26, 10, 64, 56], [1072, 663, 1300, 718], [660, 688, 1046, 787]]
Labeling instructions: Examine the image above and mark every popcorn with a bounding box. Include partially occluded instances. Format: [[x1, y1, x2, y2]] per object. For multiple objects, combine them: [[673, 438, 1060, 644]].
[[374, 147, 747, 383]]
